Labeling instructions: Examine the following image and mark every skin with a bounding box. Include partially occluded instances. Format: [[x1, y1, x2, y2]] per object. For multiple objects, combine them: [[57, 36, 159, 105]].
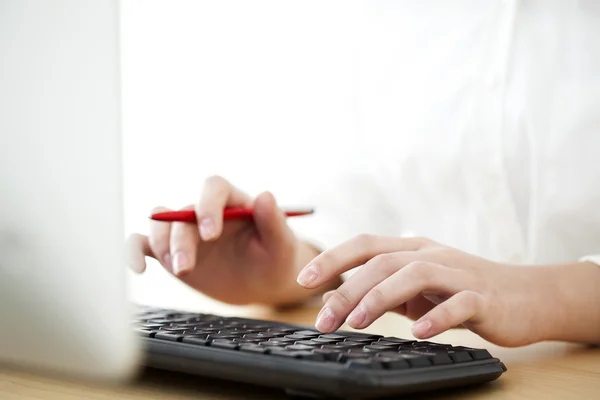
[[297, 235, 600, 347], [127, 175, 340, 307], [128, 175, 600, 346]]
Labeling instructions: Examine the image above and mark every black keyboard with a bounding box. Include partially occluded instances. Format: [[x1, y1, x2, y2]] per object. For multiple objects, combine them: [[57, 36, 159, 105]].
[[134, 306, 506, 399]]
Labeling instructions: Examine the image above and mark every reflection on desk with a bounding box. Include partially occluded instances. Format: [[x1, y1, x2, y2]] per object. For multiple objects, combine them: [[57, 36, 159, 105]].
[[1, 306, 599, 399]]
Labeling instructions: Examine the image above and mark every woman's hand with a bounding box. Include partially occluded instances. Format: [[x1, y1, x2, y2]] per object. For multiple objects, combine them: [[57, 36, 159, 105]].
[[126, 175, 326, 306], [296, 234, 600, 347]]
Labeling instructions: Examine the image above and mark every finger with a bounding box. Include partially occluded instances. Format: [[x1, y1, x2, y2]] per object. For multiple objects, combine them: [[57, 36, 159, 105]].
[[345, 261, 469, 330], [315, 252, 409, 332], [411, 290, 485, 339], [196, 175, 252, 241], [322, 290, 335, 303], [170, 205, 201, 277], [297, 234, 431, 289], [252, 191, 294, 252], [126, 233, 153, 273], [148, 206, 174, 271]]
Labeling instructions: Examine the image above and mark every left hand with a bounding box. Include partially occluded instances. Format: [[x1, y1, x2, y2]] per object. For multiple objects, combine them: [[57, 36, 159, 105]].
[[295, 234, 558, 347]]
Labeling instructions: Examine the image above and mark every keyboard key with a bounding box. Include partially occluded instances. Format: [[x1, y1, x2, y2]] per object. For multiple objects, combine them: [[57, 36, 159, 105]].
[[216, 330, 244, 336], [259, 341, 287, 347], [321, 345, 350, 351], [296, 352, 326, 362], [310, 338, 341, 344], [139, 323, 164, 329], [159, 326, 188, 332], [270, 349, 325, 361], [346, 359, 384, 370], [294, 340, 322, 347], [286, 344, 317, 351], [344, 337, 376, 344], [376, 357, 410, 370], [337, 352, 371, 363], [155, 332, 184, 342], [151, 318, 190, 324], [364, 345, 396, 352], [341, 332, 383, 340], [245, 324, 271, 330], [455, 347, 492, 360], [335, 342, 364, 349], [268, 338, 296, 345], [181, 336, 210, 346], [266, 327, 297, 334], [135, 328, 159, 337], [170, 323, 204, 328], [294, 330, 321, 337], [318, 334, 347, 340], [285, 334, 315, 341], [239, 344, 268, 354], [396, 354, 432, 368], [374, 341, 403, 347], [211, 339, 240, 350], [245, 333, 279, 340], [312, 348, 343, 361], [207, 334, 241, 341], [380, 337, 415, 345], [408, 351, 453, 365], [232, 338, 262, 344], [448, 351, 473, 363]]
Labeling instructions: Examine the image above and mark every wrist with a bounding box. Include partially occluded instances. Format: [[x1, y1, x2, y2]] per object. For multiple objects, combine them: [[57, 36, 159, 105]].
[[536, 262, 600, 344]]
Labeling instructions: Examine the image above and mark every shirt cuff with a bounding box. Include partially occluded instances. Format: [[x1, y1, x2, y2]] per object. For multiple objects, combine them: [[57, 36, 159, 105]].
[[579, 254, 600, 267]]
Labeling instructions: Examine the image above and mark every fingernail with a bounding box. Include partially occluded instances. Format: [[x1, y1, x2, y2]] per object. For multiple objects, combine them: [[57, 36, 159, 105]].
[[296, 265, 319, 286], [411, 319, 432, 338], [162, 253, 172, 269], [200, 218, 216, 240], [346, 303, 367, 327], [315, 307, 335, 332], [172, 252, 190, 276]]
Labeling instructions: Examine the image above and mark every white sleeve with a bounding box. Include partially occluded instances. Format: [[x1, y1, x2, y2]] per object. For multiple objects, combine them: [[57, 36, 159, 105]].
[[579, 254, 600, 267], [287, 166, 400, 281]]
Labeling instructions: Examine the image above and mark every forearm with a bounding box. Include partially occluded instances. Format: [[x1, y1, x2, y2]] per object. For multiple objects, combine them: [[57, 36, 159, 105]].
[[541, 262, 600, 344]]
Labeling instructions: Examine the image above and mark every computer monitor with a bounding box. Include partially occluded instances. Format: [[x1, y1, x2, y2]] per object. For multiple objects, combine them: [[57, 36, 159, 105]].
[[0, 0, 139, 381]]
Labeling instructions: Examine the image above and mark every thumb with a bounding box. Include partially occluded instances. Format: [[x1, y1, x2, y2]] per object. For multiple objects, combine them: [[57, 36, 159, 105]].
[[252, 191, 294, 251]]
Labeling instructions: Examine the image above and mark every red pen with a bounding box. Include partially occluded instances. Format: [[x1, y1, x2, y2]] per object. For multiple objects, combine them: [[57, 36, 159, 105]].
[[150, 207, 314, 222]]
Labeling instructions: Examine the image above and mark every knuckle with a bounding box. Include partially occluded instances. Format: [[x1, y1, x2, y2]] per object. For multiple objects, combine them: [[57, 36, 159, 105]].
[[462, 290, 485, 312], [437, 304, 454, 326], [148, 234, 168, 253], [366, 253, 398, 275], [204, 174, 226, 187], [330, 287, 353, 307], [367, 285, 386, 304], [413, 236, 434, 246], [354, 233, 376, 249], [403, 261, 434, 281]]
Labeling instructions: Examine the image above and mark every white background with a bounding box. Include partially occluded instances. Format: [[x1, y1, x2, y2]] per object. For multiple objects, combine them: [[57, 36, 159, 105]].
[[120, 1, 363, 312]]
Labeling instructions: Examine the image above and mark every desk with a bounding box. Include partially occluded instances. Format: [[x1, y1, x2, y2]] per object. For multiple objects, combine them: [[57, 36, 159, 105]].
[[1, 305, 599, 399]]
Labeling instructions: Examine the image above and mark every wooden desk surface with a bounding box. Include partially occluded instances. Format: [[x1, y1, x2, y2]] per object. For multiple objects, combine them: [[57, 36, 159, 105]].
[[1, 305, 599, 399]]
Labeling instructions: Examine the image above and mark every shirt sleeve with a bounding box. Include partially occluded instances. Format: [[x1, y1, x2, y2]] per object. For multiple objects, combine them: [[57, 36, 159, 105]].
[[579, 254, 600, 267]]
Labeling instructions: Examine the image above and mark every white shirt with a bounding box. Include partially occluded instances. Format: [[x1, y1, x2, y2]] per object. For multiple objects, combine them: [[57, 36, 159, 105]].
[[289, 0, 600, 269]]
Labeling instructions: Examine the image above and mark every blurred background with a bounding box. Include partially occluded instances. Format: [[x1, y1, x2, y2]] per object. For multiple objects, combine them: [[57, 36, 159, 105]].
[[120, 1, 363, 313]]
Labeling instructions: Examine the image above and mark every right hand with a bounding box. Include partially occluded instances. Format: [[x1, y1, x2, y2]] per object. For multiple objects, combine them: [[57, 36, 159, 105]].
[[126, 176, 322, 306]]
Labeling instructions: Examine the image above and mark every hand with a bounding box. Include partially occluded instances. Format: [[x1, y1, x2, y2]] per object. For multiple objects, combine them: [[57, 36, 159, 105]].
[[296, 234, 569, 347], [127, 175, 323, 306]]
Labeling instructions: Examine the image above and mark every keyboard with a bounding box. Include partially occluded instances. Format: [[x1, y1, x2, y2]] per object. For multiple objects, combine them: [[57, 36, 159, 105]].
[[134, 307, 506, 399]]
